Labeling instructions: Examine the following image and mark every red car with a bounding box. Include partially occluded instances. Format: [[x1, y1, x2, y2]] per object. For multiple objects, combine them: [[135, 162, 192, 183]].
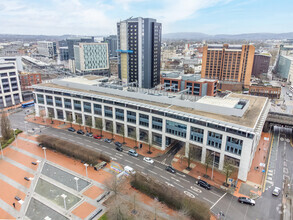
[[93, 135, 102, 139]]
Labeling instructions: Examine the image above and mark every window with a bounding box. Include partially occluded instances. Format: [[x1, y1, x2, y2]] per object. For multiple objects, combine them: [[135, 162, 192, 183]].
[[64, 98, 72, 109], [83, 102, 91, 113], [207, 131, 222, 149], [55, 97, 62, 107], [74, 100, 81, 111], [139, 113, 149, 127], [104, 106, 113, 118], [127, 111, 136, 124], [166, 120, 187, 138], [115, 108, 124, 120], [152, 116, 162, 131]]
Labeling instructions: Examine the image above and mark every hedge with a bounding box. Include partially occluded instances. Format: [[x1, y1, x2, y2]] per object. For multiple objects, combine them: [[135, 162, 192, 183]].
[[1, 129, 23, 149], [36, 135, 111, 164]]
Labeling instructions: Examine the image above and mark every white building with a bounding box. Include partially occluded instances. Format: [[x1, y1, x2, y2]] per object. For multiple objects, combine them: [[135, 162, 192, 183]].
[[32, 76, 270, 181], [37, 41, 56, 58], [0, 58, 23, 107]]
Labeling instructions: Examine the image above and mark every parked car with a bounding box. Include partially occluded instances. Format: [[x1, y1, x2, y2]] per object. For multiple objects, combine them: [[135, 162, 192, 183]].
[[115, 142, 122, 147], [197, 180, 211, 190], [93, 135, 102, 139], [238, 197, 256, 206], [116, 146, 123, 152], [128, 149, 138, 157], [86, 132, 93, 137], [143, 157, 154, 164], [77, 130, 84, 135], [272, 187, 281, 196], [124, 166, 136, 175], [165, 165, 176, 173], [104, 138, 112, 143], [68, 127, 76, 132], [94, 161, 107, 171]]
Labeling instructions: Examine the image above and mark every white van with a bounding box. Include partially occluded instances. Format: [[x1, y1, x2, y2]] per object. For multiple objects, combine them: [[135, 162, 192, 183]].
[[124, 166, 136, 175]]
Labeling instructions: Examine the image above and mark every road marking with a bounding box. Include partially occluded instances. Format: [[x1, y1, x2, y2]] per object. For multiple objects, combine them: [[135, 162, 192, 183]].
[[184, 191, 195, 198], [209, 191, 222, 197], [136, 164, 144, 169], [115, 153, 123, 157], [125, 159, 133, 164], [180, 178, 190, 183], [105, 152, 111, 155], [165, 182, 175, 187], [85, 139, 90, 142], [160, 175, 170, 181], [173, 182, 184, 188], [190, 186, 202, 193], [203, 197, 214, 204], [111, 157, 117, 161], [171, 176, 180, 182], [115, 156, 122, 160], [210, 192, 227, 210], [77, 142, 83, 145], [187, 189, 199, 196], [155, 167, 163, 171], [149, 170, 157, 175], [176, 173, 186, 177]]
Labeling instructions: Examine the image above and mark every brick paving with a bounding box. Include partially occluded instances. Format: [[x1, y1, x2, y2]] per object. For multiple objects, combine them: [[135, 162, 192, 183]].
[[83, 185, 104, 200], [72, 202, 97, 219]]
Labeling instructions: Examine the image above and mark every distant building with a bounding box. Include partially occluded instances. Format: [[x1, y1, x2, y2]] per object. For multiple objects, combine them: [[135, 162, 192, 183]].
[[276, 55, 293, 83], [37, 41, 57, 58], [251, 54, 271, 77], [19, 73, 42, 91], [59, 47, 69, 61], [201, 44, 255, 87], [58, 40, 68, 48], [73, 43, 109, 74], [109, 57, 118, 76], [117, 17, 162, 88], [249, 84, 281, 99], [160, 72, 217, 97], [104, 35, 118, 58], [0, 59, 22, 107]]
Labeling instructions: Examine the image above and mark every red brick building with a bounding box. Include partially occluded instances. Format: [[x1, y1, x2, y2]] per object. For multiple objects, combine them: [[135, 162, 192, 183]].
[[19, 73, 42, 91], [249, 84, 281, 99]]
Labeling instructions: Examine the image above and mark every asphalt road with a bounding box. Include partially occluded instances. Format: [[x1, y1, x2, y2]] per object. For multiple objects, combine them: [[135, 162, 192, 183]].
[[8, 107, 292, 220]]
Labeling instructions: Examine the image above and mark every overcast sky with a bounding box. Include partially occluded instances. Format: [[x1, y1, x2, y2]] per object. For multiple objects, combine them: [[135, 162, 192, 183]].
[[0, 0, 292, 36]]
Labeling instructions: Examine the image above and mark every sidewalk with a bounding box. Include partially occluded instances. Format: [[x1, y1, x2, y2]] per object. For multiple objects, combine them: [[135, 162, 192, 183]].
[[26, 116, 167, 158]]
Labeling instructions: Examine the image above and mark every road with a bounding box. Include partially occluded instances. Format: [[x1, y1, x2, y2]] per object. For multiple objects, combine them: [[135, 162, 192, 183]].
[[8, 107, 291, 220]]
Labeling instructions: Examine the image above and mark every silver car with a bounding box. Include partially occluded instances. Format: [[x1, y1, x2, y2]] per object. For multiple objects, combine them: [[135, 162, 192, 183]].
[[272, 187, 281, 196]]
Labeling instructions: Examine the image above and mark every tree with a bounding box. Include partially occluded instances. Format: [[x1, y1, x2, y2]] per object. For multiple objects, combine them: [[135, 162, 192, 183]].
[[76, 115, 82, 130], [223, 159, 235, 185], [130, 129, 138, 151], [85, 117, 92, 132], [40, 110, 45, 122], [1, 110, 11, 140], [107, 122, 114, 140], [105, 176, 124, 199], [205, 152, 213, 176], [146, 135, 152, 154], [187, 146, 192, 170], [67, 114, 73, 127], [48, 111, 54, 124], [95, 118, 103, 136], [120, 126, 125, 144]]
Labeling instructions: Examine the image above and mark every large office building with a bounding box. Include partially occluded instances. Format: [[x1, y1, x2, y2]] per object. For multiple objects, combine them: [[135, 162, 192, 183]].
[[201, 44, 255, 87], [32, 76, 269, 181], [59, 47, 69, 61], [73, 43, 109, 74], [276, 55, 293, 83], [104, 35, 118, 58], [251, 54, 271, 77], [117, 17, 162, 89], [37, 41, 57, 58], [0, 59, 22, 107]]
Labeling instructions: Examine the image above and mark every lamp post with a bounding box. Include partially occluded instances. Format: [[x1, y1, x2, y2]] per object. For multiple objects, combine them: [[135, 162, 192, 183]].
[[211, 151, 216, 180], [74, 177, 79, 192], [61, 194, 67, 210], [84, 163, 89, 178], [42, 147, 47, 160]]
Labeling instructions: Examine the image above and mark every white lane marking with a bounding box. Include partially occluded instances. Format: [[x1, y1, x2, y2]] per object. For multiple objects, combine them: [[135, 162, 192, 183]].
[[165, 182, 175, 187], [190, 186, 202, 193], [176, 173, 186, 177], [155, 167, 163, 171], [105, 152, 111, 155], [125, 159, 133, 164], [77, 142, 83, 145], [76, 137, 82, 140], [203, 197, 214, 204], [209, 191, 222, 197], [184, 191, 195, 198], [115, 153, 123, 157], [187, 189, 199, 196], [85, 139, 90, 142], [173, 182, 184, 188], [132, 157, 139, 161], [111, 157, 117, 161], [210, 192, 227, 210], [115, 156, 122, 160], [171, 176, 180, 182], [136, 164, 144, 169], [149, 170, 157, 175], [180, 178, 190, 183], [160, 175, 170, 181]]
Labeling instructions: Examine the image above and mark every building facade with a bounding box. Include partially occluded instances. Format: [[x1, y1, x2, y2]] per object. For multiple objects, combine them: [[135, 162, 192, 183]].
[[19, 73, 42, 91], [249, 84, 281, 99], [0, 61, 22, 107], [117, 17, 162, 88], [201, 44, 255, 87], [104, 35, 118, 58], [59, 47, 69, 61], [276, 55, 293, 83], [251, 54, 271, 77], [32, 76, 269, 182], [73, 43, 109, 73], [160, 72, 217, 97], [37, 41, 57, 58]]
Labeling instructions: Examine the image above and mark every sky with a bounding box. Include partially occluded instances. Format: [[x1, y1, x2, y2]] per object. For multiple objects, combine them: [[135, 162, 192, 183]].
[[0, 0, 292, 36]]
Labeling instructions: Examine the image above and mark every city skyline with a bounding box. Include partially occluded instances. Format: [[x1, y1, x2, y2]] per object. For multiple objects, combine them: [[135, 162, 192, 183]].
[[0, 0, 292, 36]]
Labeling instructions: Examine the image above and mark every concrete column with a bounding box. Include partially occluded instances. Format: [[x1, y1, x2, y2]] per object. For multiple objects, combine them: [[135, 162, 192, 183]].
[[112, 107, 117, 135], [201, 129, 208, 163], [161, 117, 167, 150], [136, 112, 139, 144], [124, 109, 128, 137], [91, 102, 95, 130], [35, 104, 40, 117], [101, 104, 105, 130], [185, 142, 190, 158], [219, 135, 227, 170], [148, 115, 152, 144]]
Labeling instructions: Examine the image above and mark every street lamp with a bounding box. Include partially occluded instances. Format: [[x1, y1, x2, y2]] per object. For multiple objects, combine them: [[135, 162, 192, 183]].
[[61, 194, 67, 210], [84, 163, 89, 178], [74, 177, 79, 192], [42, 147, 47, 160], [211, 151, 216, 180]]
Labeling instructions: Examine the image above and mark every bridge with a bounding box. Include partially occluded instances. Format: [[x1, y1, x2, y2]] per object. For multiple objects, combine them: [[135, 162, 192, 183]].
[[263, 112, 293, 132]]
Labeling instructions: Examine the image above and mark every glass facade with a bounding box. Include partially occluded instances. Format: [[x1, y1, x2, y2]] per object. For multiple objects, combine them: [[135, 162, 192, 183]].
[[139, 113, 149, 127], [94, 104, 102, 115], [226, 136, 243, 155], [166, 120, 187, 138], [55, 97, 62, 107], [115, 108, 124, 121], [152, 116, 162, 131], [64, 98, 72, 109], [190, 127, 204, 143], [83, 102, 91, 113], [207, 131, 222, 149], [37, 94, 44, 104], [46, 95, 53, 106], [74, 100, 81, 111], [127, 111, 136, 124], [104, 106, 113, 118]]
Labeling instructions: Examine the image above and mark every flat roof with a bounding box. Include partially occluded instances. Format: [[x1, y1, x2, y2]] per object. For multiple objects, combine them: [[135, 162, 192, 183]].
[[197, 96, 239, 108], [35, 82, 268, 129]]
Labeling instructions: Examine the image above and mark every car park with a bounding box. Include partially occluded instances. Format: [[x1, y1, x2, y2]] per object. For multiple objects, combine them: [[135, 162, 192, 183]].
[[143, 157, 154, 164], [165, 165, 176, 173], [128, 149, 138, 157], [272, 187, 281, 196], [68, 127, 76, 132], [115, 142, 122, 147], [77, 130, 84, 135], [104, 138, 112, 143], [93, 135, 102, 139], [238, 197, 255, 206], [197, 180, 211, 190]]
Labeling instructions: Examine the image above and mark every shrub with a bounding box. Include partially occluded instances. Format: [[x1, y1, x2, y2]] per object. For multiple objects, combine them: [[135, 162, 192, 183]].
[[36, 135, 111, 164], [130, 173, 210, 220]]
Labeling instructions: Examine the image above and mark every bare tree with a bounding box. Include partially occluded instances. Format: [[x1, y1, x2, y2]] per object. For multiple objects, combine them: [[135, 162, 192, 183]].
[[130, 129, 138, 151], [95, 118, 103, 136], [107, 122, 114, 140], [205, 151, 213, 177], [223, 159, 235, 186], [146, 135, 152, 154], [67, 114, 73, 127], [76, 115, 82, 130], [1, 110, 11, 140], [104, 176, 124, 199], [48, 111, 54, 124], [85, 117, 92, 132], [40, 110, 45, 122], [120, 126, 125, 144], [107, 196, 130, 220]]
